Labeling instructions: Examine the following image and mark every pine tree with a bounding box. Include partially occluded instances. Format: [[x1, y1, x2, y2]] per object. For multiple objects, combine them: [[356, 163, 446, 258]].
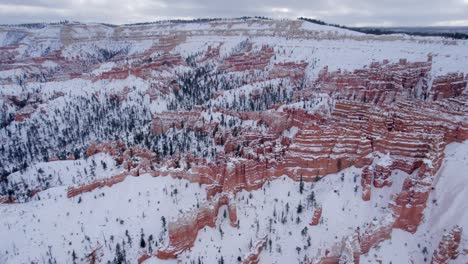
[[299, 175, 304, 194], [71, 250, 77, 264], [140, 235, 146, 248], [297, 201, 303, 214]]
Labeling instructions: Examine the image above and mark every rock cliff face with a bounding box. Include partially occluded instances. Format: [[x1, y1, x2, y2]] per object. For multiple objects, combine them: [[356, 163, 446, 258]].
[[57, 65, 466, 261], [0, 19, 467, 264], [309, 207, 322, 226], [68, 88, 466, 262], [432, 226, 463, 264], [243, 236, 268, 264], [156, 193, 237, 259]]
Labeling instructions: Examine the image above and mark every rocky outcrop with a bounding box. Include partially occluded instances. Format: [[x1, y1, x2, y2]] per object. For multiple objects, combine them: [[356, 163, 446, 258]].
[[431, 226, 463, 264], [309, 206, 322, 226], [219, 44, 274, 72], [391, 135, 446, 233], [0, 195, 15, 204], [66, 172, 130, 198], [61, 88, 465, 261], [430, 73, 467, 100], [156, 193, 237, 259], [243, 236, 268, 264], [316, 58, 432, 105], [65, 84, 465, 261], [358, 220, 393, 255], [361, 166, 372, 201], [270, 61, 308, 84], [151, 111, 203, 134], [313, 234, 360, 264], [317, 57, 467, 106], [137, 253, 151, 264], [8, 55, 464, 263]]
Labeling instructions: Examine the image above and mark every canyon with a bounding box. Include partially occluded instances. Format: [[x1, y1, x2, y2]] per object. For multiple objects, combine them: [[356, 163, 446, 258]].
[[0, 18, 467, 263]]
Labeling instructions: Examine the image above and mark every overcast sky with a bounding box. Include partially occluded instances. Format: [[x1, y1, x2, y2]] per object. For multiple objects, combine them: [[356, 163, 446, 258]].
[[1, 0, 467, 27]]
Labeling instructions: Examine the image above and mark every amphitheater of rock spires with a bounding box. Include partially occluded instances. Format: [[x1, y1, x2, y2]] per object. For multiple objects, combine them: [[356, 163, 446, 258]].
[[0, 18, 467, 264]]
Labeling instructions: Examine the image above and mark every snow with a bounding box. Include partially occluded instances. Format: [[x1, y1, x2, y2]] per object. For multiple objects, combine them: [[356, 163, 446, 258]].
[[91, 61, 116, 75], [0, 135, 466, 263], [362, 140, 468, 263], [0, 174, 207, 263], [0, 18, 467, 264], [7, 153, 119, 191], [171, 166, 407, 263]]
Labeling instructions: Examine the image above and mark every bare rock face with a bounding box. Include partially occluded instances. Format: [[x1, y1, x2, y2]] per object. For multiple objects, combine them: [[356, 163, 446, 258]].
[[358, 220, 393, 255], [156, 193, 237, 259], [270, 61, 308, 84], [242, 236, 268, 264], [432, 226, 463, 264], [371, 164, 392, 188], [0, 195, 15, 204], [314, 234, 360, 264], [67, 172, 129, 198], [361, 166, 373, 201], [309, 206, 322, 226], [430, 73, 467, 100], [391, 136, 447, 233], [219, 44, 274, 72], [315, 58, 433, 105]]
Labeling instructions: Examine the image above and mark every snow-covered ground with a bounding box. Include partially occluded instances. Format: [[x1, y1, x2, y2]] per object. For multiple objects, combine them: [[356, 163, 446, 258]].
[[1, 19, 467, 264], [2, 141, 465, 263], [362, 140, 468, 264], [0, 173, 207, 263]]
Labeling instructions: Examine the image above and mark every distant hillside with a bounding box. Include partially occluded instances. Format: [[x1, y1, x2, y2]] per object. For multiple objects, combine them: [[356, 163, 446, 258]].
[[299, 17, 468, 39]]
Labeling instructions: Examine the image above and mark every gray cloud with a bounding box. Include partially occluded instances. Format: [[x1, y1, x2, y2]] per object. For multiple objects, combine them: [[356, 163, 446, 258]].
[[0, 0, 467, 26]]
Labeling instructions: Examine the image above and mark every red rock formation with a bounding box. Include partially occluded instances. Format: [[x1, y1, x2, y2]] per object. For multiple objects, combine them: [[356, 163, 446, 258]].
[[312, 219, 392, 263], [316, 59, 433, 105], [138, 253, 151, 264], [59, 87, 465, 262], [309, 206, 322, 226], [199, 43, 222, 63], [313, 234, 360, 264], [359, 163, 393, 191], [220, 44, 274, 72], [358, 221, 393, 254], [361, 166, 372, 201], [151, 111, 203, 134], [14, 104, 37, 122], [391, 136, 446, 233], [67, 172, 130, 198], [34, 57, 464, 263], [432, 226, 463, 264], [283, 124, 373, 179], [156, 193, 237, 259], [430, 73, 467, 100], [0, 195, 15, 204], [269, 61, 308, 84], [243, 236, 268, 264]]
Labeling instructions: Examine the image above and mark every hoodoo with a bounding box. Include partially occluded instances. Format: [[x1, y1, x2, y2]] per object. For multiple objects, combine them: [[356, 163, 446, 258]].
[[0, 18, 467, 264]]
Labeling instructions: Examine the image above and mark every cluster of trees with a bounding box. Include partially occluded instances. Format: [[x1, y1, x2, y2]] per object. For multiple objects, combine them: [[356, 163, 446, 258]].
[[224, 83, 294, 112], [298, 17, 468, 40], [351, 28, 468, 40], [1, 43, 304, 200], [1, 20, 70, 28], [1, 92, 151, 173], [123, 16, 271, 27]]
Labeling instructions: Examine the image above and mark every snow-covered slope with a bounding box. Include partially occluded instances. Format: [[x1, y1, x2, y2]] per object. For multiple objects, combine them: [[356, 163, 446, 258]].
[[0, 18, 467, 263]]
